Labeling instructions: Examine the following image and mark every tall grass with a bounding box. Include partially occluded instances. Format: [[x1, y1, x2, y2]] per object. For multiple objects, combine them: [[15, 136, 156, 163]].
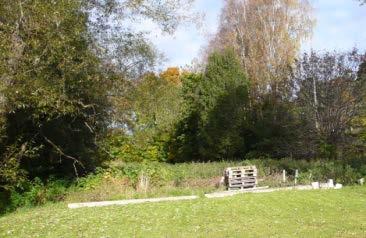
[[2, 157, 365, 213]]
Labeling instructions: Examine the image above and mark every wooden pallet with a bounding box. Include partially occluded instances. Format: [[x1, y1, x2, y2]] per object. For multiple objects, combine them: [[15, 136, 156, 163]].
[[225, 166, 257, 190]]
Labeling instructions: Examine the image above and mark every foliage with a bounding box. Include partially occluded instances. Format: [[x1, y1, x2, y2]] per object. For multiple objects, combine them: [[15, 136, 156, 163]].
[[132, 73, 182, 145], [208, 0, 314, 100], [167, 72, 203, 161], [247, 95, 300, 158], [105, 133, 167, 162], [106, 71, 184, 163], [0, 0, 110, 193], [160, 67, 181, 85], [294, 50, 365, 158], [0, 0, 199, 211], [2, 156, 365, 213], [3, 178, 69, 213], [171, 49, 250, 162]]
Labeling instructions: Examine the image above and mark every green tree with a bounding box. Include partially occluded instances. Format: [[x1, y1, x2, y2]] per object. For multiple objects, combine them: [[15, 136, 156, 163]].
[[133, 72, 182, 161], [105, 71, 183, 163], [247, 95, 300, 158], [168, 73, 202, 161], [0, 0, 198, 190], [0, 0, 109, 187], [171, 49, 250, 162]]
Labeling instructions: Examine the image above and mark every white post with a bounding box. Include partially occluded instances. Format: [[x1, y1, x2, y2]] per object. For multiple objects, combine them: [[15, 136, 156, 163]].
[[328, 179, 334, 188], [282, 170, 286, 183], [295, 169, 299, 185]]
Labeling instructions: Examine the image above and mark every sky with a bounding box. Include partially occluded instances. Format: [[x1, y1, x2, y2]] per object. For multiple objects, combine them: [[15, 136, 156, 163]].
[[147, 0, 366, 70]]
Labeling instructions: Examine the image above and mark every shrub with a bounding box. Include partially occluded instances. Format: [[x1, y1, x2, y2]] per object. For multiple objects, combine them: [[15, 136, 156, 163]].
[[2, 157, 365, 214], [105, 134, 167, 162], [6, 178, 69, 212]]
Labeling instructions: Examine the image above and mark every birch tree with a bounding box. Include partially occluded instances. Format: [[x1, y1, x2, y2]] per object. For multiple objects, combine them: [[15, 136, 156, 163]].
[[208, 0, 314, 100]]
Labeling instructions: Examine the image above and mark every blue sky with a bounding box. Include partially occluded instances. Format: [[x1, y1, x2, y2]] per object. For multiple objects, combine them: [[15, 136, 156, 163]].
[[147, 0, 366, 69]]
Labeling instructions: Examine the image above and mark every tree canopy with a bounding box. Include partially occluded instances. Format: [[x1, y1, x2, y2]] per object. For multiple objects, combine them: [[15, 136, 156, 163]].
[[170, 49, 250, 162], [0, 0, 199, 190]]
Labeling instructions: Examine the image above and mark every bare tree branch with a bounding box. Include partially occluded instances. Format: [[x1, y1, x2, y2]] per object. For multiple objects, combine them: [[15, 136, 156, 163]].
[[43, 136, 84, 177]]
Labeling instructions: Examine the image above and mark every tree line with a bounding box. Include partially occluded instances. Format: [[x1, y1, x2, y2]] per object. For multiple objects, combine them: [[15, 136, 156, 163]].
[[0, 0, 197, 196], [0, 0, 365, 201]]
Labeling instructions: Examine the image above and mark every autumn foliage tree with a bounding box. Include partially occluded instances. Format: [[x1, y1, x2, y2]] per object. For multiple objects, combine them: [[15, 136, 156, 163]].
[[208, 0, 314, 100], [160, 67, 181, 85]]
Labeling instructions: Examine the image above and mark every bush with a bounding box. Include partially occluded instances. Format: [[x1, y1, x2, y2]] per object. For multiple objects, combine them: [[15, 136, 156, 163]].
[[108, 157, 365, 187], [5, 178, 69, 212], [117, 162, 172, 187], [2, 157, 365, 214], [105, 134, 167, 162]]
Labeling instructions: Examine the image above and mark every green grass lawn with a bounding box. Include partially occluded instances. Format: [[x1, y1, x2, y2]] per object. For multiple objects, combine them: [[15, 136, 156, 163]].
[[1, 187, 366, 238]]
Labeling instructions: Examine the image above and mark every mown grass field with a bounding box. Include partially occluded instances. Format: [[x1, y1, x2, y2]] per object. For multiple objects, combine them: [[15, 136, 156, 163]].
[[1, 187, 366, 238]]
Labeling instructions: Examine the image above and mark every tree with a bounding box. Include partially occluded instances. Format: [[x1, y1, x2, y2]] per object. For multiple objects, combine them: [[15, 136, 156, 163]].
[[208, 0, 314, 100], [0, 0, 199, 192], [87, 0, 200, 128], [160, 67, 181, 85], [0, 0, 110, 186], [247, 94, 301, 158], [106, 71, 183, 163], [168, 73, 202, 161], [170, 49, 250, 162], [294, 50, 365, 158], [349, 58, 366, 156], [86, 0, 199, 80], [202, 0, 314, 159], [133, 73, 182, 142]]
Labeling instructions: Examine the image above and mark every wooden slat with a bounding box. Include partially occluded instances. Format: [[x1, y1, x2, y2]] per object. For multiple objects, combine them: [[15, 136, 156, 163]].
[[229, 182, 256, 186], [229, 178, 256, 182], [225, 165, 257, 190]]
